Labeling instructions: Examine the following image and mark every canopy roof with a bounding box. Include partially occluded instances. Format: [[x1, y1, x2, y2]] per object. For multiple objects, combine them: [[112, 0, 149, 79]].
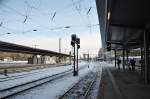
[[0, 41, 71, 57], [96, 0, 150, 49]]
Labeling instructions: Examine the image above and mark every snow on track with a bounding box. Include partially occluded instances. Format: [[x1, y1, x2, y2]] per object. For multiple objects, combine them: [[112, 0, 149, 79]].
[[0, 62, 87, 90], [6, 62, 101, 99]]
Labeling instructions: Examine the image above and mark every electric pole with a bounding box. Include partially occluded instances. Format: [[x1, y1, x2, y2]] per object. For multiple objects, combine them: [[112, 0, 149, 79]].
[[59, 38, 61, 53], [59, 38, 61, 63]]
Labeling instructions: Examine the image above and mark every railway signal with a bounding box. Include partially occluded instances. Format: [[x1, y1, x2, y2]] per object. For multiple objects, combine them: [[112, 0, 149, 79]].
[[71, 34, 80, 76], [76, 38, 80, 75], [71, 41, 75, 47]]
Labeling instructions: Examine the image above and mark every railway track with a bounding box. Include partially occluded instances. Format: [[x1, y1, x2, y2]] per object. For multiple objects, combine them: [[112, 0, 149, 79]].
[[0, 70, 49, 82], [0, 69, 72, 99], [58, 71, 98, 99], [0, 64, 71, 82], [0, 64, 87, 99]]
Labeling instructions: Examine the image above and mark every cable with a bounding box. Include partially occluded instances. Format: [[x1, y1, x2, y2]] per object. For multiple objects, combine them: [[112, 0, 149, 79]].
[[1, 3, 26, 17], [87, 14, 92, 35], [0, 22, 2, 27], [71, 0, 87, 25], [0, 0, 98, 36]]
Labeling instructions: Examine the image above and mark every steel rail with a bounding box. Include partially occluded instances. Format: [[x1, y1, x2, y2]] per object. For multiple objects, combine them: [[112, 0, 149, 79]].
[[58, 72, 98, 99], [0, 69, 72, 99], [0, 65, 86, 99]]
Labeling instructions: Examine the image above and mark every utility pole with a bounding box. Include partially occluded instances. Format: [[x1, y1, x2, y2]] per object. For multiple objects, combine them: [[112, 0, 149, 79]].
[[33, 44, 38, 48], [69, 51, 72, 65], [88, 50, 90, 62], [87, 52, 90, 68], [59, 38, 61, 53], [59, 38, 61, 63], [114, 50, 117, 68]]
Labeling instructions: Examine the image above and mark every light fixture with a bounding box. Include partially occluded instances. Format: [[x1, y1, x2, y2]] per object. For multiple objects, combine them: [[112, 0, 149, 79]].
[[107, 11, 111, 20]]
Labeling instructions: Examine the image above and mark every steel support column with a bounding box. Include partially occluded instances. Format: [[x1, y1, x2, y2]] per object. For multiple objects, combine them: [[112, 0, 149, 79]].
[[141, 48, 145, 77], [144, 30, 149, 83], [126, 49, 129, 69], [73, 45, 76, 76], [122, 49, 125, 70], [114, 50, 117, 68], [77, 46, 78, 75], [69, 51, 72, 65]]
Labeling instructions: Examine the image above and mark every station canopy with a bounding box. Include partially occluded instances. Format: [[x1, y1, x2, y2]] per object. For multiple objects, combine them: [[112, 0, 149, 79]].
[[96, 0, 150, 50], [0, 41, 70, 57]]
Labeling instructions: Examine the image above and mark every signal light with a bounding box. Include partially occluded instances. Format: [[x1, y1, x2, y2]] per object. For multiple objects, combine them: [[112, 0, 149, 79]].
[[77, 44, 80, 49], [76, 38, 80, 44], [71, 41, 75, 47], [71, 34, 77, 41]]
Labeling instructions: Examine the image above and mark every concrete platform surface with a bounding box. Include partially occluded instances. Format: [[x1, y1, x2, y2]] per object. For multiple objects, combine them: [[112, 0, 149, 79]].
[[97, 66, 150, 99]]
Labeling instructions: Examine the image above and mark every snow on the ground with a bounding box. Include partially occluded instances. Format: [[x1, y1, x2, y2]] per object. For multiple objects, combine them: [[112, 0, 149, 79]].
[[0, 64, 69, 79], [100, 61, 115, 67], [6, 62, 102, 99], [60, 63, 101, 99], [0, 62, 87, 90], [0, 61, 27, 67], [0, 61, 27, 64], [87, 62, 102, 99]]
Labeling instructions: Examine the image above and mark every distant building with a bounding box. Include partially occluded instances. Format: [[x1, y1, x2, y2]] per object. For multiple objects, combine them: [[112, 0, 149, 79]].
[[3, 57, 13, 62], [98, 48, 114, 61], [98, 48, 105, 60]]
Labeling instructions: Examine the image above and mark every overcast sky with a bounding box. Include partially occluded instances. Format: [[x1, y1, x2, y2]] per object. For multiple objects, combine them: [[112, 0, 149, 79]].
[[0, 0, 101, 56]]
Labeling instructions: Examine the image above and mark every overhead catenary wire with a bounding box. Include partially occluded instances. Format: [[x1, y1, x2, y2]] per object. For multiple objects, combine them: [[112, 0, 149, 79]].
[[0, 1, 74, 32], [0, 0, 100, 55], [24, 0, 36, 9], [1, 3, 26, 17], [71, 0, 88, 26], [23, 0, 37, 23], [22, 1, 71, 32], [0, 22, 3, 27], [71, 0, 97, 35], [0, 0, 98, 35]]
